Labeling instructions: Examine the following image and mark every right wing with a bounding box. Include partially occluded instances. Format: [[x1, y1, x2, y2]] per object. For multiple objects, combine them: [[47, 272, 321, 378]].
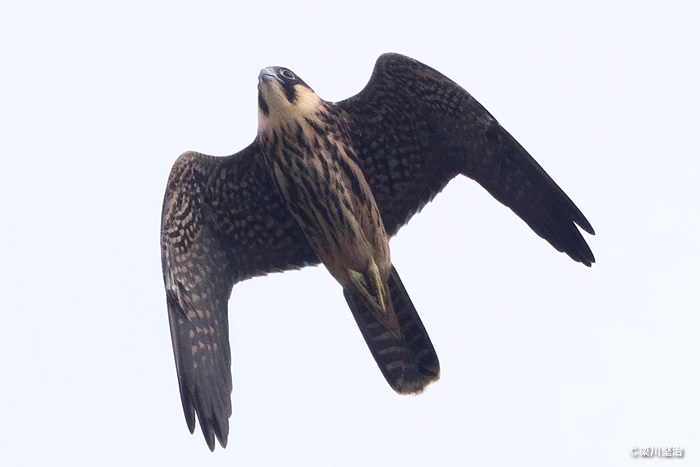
[[160, 143, 318, 450]]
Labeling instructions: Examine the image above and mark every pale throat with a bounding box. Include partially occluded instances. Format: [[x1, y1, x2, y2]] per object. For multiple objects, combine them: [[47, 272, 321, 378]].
[[257, 85, 324, 135]]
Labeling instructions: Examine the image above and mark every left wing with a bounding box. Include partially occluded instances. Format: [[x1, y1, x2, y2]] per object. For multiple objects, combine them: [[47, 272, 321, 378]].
[[335, 53, 595, 265]]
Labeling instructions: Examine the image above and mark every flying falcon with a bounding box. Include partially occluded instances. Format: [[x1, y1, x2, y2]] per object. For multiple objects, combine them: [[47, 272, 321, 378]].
[[161, 53, 595, 450]]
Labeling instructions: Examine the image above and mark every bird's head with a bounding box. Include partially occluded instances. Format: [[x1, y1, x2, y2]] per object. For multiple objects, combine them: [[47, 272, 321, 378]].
[[257, 66, 322, 131]]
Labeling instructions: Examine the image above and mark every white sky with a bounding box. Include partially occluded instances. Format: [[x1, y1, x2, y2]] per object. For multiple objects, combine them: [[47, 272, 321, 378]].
[[1, 1, 699, 466]]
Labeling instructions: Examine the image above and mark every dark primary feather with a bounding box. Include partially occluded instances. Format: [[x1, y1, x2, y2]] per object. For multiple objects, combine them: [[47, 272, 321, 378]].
[[336, 53, 595, 265], [161, 52, 595, 450]]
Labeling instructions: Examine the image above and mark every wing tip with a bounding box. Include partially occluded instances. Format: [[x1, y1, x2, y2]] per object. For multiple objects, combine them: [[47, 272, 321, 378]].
[[198, 413, 230, 452], [568, 230, 596, 267], [574, 211, 595, 236], [204, 428, 216, 452], [184, 402, 196, 434]]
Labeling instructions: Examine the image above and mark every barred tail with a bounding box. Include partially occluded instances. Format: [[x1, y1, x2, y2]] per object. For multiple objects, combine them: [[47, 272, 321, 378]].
[[344, 265, 440, 394]]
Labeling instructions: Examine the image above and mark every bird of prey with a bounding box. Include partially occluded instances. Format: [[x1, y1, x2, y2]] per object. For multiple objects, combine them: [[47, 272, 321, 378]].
[[161, 53, 595, 450]]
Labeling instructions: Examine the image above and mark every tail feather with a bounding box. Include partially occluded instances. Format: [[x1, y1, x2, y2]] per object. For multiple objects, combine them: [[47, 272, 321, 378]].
[[344, 265, 440, 394]]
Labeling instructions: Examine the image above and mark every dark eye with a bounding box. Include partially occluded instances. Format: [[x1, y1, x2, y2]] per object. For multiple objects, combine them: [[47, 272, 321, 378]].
[[279, 69, 296, 80]]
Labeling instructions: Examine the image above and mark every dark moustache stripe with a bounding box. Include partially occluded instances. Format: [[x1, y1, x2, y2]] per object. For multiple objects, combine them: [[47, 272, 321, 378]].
[[258, 94, 269, 116], [282, 81, 297, 103]]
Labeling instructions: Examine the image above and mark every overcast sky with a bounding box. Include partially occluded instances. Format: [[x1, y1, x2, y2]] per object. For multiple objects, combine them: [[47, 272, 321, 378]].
[[1, 1, 699, 466]]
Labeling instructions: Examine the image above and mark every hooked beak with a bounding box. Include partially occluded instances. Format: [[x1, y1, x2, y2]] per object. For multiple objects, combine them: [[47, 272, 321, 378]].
[[258, 68, 278, 84]]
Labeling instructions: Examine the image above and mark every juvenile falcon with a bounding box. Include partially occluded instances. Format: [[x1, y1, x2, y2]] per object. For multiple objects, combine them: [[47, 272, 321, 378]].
[[161, 53, 595, 450]]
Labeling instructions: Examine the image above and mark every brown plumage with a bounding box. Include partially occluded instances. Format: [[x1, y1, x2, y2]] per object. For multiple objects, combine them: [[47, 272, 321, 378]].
[[161, 53, 595, 450]]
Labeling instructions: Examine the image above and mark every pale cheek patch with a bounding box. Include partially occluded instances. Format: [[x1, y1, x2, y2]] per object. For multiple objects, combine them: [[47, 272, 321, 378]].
[[294, 86, 322, 114]]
